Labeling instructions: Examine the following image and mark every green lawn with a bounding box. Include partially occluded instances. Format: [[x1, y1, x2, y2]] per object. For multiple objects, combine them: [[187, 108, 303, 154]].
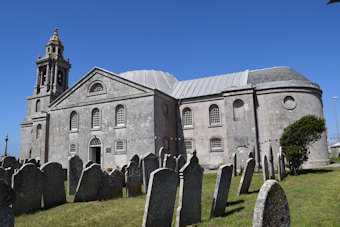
[[16, 167, 340, 227], [330, 156, 340, 163]]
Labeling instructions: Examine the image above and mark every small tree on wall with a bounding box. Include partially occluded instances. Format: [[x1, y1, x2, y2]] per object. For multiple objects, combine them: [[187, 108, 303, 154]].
[[280, 115, 326, 175]]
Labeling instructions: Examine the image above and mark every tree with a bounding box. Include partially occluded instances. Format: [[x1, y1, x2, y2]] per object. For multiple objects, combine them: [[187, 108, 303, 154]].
[[280, 115, 326, 175]]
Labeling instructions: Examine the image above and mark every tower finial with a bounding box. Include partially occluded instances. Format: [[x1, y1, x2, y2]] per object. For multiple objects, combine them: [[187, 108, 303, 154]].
[[54, 27, 58, 35], [4, 133, 8, 157]]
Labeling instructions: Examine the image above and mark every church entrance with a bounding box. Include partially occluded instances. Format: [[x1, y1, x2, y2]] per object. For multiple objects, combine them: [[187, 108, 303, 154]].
[[89, 137, 101, 165]]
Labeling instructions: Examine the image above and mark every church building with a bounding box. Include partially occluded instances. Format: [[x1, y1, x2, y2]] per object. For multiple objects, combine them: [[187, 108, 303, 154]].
[[20, 29, 330, 169]]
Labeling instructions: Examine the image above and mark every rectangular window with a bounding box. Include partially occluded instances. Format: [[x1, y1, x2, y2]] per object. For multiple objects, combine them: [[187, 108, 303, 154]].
[[115, 140, 126, 154], [69, 144, 77, 153], [184, 140, 193, 150], [211, 138, 222, 151]]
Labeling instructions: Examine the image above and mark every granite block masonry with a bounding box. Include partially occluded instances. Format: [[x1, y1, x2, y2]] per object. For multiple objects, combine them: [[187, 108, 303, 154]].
[[68, 155, 83, 195], [12, 163, 43, 216], [210, 164, 233, 218], [41, 162, 66, 209], [253, 180, 290, 227], [142, 153, 159, 193], [237, 158, 255, 195], [176, 151, 203, 227], [142, 168, 178, 227]]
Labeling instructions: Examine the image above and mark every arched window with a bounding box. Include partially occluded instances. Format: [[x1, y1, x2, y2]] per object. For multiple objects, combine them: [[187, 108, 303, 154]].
[[115, 140, 125, 153], [89, 83, 104, 93], [36, 124, 42, 139], [209, 104, 220, 125], [36, 100, 41, 112], [70, 111, 78, 131], [57, 71, 63, 86], [183, 108, 193, 127], [92, 108, 100, 128], [184, 140, 193, 151], [90, 137, 101, 145], [210, 138, 222, 151], [233, 99, 245, 121], [69, 144, 77, 153], [115, 105, 125, 126]]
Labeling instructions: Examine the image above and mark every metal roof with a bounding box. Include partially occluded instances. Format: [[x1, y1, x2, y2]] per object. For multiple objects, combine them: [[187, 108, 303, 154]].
[[170, 70, 249, 99]]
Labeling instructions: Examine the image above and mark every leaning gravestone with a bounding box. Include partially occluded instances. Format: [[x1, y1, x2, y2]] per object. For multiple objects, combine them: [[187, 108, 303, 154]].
[[68, 154, 83, 195], [232, 153, 237, 177], [110, 169, 124, 198], [0, 179, 15, 227], [164, 154, 176, 171], [268, 145, 275, 179], [41, 162, 66, 209], [159, 147, 166, 167], [142, 153, 159, 193], [210, 164, 233, 218], [253, 180, 290, 227], [142, 168, 178, 227], [2, 156, 21, 169], [85, 160, 94, 168], [126, 161, 142, 197], [12, 163, 43, 216], [176, 155, 186, 173], [237, 158, 255, 195], [74, 164, 103, 202], [176, 151, 203, 227], [262, 155, 269, 182]]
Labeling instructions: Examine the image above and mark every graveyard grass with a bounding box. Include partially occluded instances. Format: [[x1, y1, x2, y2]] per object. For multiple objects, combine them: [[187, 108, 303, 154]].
[[15, 167, 340, 226]]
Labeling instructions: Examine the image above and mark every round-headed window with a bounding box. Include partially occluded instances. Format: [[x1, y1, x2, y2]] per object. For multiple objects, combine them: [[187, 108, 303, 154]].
[[283, 96, 296, 110]]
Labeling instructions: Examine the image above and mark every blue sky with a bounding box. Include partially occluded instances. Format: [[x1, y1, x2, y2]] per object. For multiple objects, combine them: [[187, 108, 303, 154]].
[[0, 0, 339, 158]]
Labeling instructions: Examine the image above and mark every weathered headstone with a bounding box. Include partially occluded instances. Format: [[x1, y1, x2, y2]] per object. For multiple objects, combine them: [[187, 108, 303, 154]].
[[126, 161, 142, 197], [164, 154, 176, 171], [110, 169, 124, 198], [85, 160, 94, 168], [130, 154, 140, 165], [159, 147, 166, 167], [121, 164, 127, 187], [0, 167, 13, 185], [0, 179, 15, 227], [74, 164, 103, 202], [2, 156, 21, 169], [68, 154, 83, 195], [268, 145, 275, 179], [27, 158, 37, 166], [262, 155, 269, 182], [142, 168, 178, 227], [280, 147, 286, 178], [277, 154, 283, 181], [98, 171, 110, 200], [210, 164, 233, 218], [12, 163, 43, 216], [232, 153, 237, 177], [253, 180, 290, 227], [142, 153, 159, 193], [237, 158, 255, 195], [41, 162, 66, 209], [176, 155, 186, 173], [176, 151, 203, 227]]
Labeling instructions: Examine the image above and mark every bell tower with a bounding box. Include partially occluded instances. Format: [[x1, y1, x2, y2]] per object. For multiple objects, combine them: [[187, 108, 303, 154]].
[[34, 28, 71, 103]]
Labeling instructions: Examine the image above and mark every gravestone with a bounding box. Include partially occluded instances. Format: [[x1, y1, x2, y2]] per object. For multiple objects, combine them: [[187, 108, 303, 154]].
[[126, 161, 142, 197], [142, 153, 159, 193], [159, 147, 166, 167], [110, 169, 124, 198], [237, 158, 255, 195], [268, 145, 275, 179], [12, 163, 43, 216], [74, 164, 103, 202], [85, 160, 94, 168], [280, 147, 286, 178], [0, 167, 13, 185], [253, 180, 290, 227], [176, 155, 186, 173], [41, 162, 66, 209], [98, 171, 110, 200], [210, 164, 233, 218], [232, 153, 237, 177], [277, 154, 283, 181], [0, 179, 15, 227], [164, 154, 176, 171], [2, 156, 21, 169], [27, 158, 37, 165], [130, 154, 140, 165], [121, 164, 127, 187], [139, 155, 144, 185], [142, 168, 178, 227], [68, 154, 83, 195], [176, 151, 203, 227], [262, 155, 269, 182]]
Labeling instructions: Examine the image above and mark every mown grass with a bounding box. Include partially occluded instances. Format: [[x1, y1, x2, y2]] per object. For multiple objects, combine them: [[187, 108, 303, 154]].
[[330, 156, 340, 163], [16, 167, 340, 227]]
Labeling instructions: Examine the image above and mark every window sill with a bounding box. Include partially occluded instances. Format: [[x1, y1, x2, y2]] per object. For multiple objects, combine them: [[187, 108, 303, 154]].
[[183, 126, 194, 130], [69, 130, 79, 133], [91, 128, 101, 131], [114, 151, 127, 155], [210, 149, 224, 152], [115, 125, 126, 129], [208, 124, 222, 128]]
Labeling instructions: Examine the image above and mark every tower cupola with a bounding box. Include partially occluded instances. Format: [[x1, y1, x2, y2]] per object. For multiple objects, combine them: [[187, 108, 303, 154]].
[[44, 28, 64, 60]]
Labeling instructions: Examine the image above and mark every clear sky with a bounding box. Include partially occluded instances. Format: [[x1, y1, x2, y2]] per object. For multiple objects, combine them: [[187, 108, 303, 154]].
[[0, 0, 339, 158]]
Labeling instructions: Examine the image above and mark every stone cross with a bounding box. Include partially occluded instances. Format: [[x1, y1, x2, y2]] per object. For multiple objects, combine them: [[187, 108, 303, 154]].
[[0, 179, 15, 227], [125, 161, 142, 197], [12, 163, 43, 216], [210, 164, 233, 218], [268, 145, 275, 179], [68, 154, 83, 195], [253, 180, 290, 227], [176, 151, 203, 227], [262, 155, 269, 182], [41, 162, 66, 209], [142, 168, 178, 227], [237, 158, 255, 195], [164, 154, 176, 171], [142, 153, 159, 193], [232, 153, 237, 177]]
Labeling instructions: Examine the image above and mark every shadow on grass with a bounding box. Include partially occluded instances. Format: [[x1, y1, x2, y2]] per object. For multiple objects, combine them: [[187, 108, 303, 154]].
[[226, 199, 244, 207], [247, 189, 259, 194], [297, 169, 333, 175], [221, 206, 245, 217]]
